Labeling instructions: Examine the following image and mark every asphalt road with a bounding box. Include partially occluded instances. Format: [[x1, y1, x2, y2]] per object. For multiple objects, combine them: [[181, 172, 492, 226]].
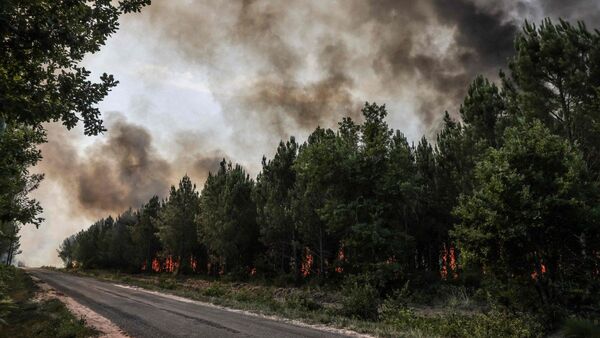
[[28, 269, 351, 338]]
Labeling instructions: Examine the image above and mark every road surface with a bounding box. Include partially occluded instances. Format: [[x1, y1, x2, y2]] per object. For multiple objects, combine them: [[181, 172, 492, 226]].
[[28, 269, 351, 338]]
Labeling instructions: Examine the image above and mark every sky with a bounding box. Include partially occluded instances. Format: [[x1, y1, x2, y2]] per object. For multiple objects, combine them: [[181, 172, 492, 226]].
[[18, 0, 600, 266]]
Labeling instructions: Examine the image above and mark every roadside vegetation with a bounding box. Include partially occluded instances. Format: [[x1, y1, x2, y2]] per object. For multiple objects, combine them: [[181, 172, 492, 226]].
[[57, 19, 600, 338], [64, 268, 543, 337], [0, 265, 96, 338]]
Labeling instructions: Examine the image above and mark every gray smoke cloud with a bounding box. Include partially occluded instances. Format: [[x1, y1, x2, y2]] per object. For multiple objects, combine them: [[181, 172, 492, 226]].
[[38, 115, 223, 219], [133, 0, 520, 131], [134, 0, 599, 130]]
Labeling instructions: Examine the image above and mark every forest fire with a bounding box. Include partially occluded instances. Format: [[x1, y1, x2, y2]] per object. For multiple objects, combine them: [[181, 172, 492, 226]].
[[301, 248, 314, 277], [449, 246, 457, 279], [15, 3, 599, 335], [440, 244, 458, 280], [531, 263, 547, 280], [190, 256, 198, 272], [335, 246, 346, 273], [152, 258, 161, 272], [164, 256, 179, 273]]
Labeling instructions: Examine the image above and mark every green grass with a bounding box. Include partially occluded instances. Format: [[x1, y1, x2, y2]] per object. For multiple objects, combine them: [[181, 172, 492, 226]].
[[0, 265, 97, 338], [63, 268, 546, 337]]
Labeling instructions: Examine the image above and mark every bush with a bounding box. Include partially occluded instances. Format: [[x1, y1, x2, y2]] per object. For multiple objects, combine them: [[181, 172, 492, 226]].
[[203, 283, 227, 297], [441, 311, 544, 338], [0, 265, 17, 325], [157, 276, 177, 290], [285, 292, 322, 311], [340, 275, 380, 320], [437, 285, 478, 310], [232, 288, 255, 303], [382, 306, 545, 338], [369, 262, 404, 294], [379, 281, 410, 321]]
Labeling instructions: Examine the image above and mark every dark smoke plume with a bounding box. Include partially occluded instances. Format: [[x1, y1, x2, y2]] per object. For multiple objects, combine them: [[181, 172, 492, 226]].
[[133, 0, 517, 133], [134, 0, 600, 134], [39, 116, 223, 218]]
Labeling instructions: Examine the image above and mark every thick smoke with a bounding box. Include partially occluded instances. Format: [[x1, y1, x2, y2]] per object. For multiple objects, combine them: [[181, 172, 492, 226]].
[[539, 0, 600, 24], [132, 0, 522, 132], [134, 0, 600, 133], [39, 116, 223, 218]]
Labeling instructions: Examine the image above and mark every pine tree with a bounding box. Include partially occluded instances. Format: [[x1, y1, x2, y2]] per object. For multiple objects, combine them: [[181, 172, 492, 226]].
[[255, 138, 299, 275], [156, 175, 201, 274], [504, 19, 600, 176], [198, 161, 258, 275], [453, 121, 597, 306], [131, 196, 162, 271]]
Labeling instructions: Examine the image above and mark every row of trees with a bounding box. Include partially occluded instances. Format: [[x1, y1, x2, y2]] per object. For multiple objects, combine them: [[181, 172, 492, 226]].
[[59, 19, 600, 314], [59, 103, 459, 280]]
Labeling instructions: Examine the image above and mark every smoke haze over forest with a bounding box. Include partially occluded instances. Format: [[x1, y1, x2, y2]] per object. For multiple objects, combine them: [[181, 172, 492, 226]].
[[20, 0, 600, 266]]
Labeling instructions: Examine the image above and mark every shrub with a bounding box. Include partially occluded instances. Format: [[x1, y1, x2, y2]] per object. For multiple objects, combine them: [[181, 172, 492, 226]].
[[286, 292, 321, 311], [340, 275, 380, 320], [382, 306, 545, 338], [203, 283, 227, 297], [379, 281, 410, 321], [0, 265, 17, 325], [157, 276, 177, 290]]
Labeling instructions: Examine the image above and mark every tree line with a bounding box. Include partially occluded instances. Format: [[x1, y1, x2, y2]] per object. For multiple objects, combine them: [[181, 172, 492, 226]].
[[59, 20, 600, 315]]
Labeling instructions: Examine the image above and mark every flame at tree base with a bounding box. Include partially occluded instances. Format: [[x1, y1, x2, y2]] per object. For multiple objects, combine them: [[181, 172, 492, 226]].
[[440, 244, 458, 280]]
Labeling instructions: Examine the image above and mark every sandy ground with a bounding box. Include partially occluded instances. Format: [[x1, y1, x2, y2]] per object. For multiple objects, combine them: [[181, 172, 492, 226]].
[[30, 274, 129, 338]]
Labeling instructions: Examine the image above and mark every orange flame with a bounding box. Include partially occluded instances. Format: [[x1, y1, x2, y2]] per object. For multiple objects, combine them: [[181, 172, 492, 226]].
[[449, 246, 458, 279], [152, 257, 161, 272], [164, 255, 179, 273], [440, 244, 458, 280], [440, 244, 448, 280], [335, 246, 346, 273], [531, 263, 547, 280], [190, 255, 198, 272], [301, 248, 313, 278]]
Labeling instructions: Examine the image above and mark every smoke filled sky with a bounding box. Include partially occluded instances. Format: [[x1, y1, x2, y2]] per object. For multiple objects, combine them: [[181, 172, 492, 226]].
[[19, 0, 600, 266]]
